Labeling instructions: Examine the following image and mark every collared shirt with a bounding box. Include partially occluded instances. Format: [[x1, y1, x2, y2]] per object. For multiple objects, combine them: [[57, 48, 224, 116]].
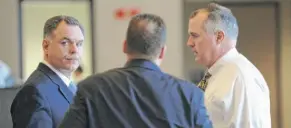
[[59, 59, 213, 128], [205, 48, 271, 128], [42, 61, 71, 87]]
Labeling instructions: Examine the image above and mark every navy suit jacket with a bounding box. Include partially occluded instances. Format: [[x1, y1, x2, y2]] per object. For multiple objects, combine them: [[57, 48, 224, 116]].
[[59, 59, 212, 128], [10, 63, 74, 128]]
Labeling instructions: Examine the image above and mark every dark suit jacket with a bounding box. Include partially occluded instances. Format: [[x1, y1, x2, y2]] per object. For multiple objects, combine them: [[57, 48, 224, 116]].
[[10, 63, 75, 128], [59, 59, 212, 128]]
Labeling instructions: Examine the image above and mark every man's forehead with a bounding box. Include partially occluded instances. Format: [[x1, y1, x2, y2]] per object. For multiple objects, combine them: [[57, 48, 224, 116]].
[[190, 13, 208, 25], [188, 19, 201, 33], [52, 26, 84, 40], [54, 21, 82, 33], [54, 24, 82, 33], [188, 13, 208, 32]]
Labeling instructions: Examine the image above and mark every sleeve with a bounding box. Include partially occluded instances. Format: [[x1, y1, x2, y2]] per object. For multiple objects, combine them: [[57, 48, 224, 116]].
[[193, 89, 213, 128], [58, 84, 89, 128], [10, 85, 53, 128], [222, 75, 252, 128]]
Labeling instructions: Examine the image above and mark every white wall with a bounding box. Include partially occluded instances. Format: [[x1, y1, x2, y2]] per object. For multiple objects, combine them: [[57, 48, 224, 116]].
[[95, 0, 184, 78]]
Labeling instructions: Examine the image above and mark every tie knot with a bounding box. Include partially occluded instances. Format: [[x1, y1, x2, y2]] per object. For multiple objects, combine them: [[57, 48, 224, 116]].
[[204, 72, 212, 80], [69, 82, 75, 86], [197, 71, 211, 91], [68, 82, 77, 94]]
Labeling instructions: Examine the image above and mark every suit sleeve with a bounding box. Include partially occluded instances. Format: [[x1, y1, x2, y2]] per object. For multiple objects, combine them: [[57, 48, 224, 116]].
[[59, 85, 88, 128], [193, 89, 213, 128], [10, 85, 53, 128]]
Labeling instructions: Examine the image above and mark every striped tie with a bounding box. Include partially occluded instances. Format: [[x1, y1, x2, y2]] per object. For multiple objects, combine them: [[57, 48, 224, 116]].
[[197, 72, 212, 91]]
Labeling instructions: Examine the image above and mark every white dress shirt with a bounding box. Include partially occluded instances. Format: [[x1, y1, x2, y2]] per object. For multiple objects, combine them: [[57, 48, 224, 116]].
[[205, 48, 271, 128], [42, 61, 71, 87]]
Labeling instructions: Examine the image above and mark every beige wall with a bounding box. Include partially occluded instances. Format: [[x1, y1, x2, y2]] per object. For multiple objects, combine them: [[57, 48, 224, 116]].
[[280, 1, 291, 127], [0, 0, 19, 77], [0, 0, 290, 127]]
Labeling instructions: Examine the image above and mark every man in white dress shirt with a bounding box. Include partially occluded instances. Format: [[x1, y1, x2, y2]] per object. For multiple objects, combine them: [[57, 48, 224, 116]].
[[186, 3, 271, 128]]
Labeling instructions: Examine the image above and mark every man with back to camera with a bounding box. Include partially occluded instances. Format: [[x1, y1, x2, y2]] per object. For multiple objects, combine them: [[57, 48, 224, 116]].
[[10, 15, 85, 128], [59, 13, 213, 128], [187, 3, 271, 128]]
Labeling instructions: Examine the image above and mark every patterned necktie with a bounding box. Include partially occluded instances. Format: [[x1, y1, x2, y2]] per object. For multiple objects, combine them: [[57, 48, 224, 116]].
[[197, 72, 212, 91], [68, 82, 77, 95]]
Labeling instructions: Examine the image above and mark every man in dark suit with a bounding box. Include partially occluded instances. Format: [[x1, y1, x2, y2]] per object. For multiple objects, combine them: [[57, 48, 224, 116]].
[[10, 15, 85, 128], [59, 13, 212, 128]]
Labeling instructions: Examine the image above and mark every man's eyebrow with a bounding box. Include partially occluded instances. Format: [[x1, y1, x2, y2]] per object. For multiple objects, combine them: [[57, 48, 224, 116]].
[[62, 37, 84, 43], [76, 39, 84, 44], [191, 31, 201, 36], [189, 32, 196, 36], [62, 37, 71, 41]]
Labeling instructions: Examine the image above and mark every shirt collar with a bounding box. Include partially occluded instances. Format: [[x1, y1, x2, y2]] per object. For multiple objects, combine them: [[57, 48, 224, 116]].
[[42, 61, 71, 86], [124, 59, 161, 72], [208, 48, 239, 75]]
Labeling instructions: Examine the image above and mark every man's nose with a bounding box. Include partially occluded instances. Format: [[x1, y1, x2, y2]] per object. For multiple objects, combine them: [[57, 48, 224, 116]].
[[187, 37, 194, 47], [69, 43, 78, 53]]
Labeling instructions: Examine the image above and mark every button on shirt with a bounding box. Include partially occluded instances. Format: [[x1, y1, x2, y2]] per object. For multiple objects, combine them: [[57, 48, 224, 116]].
[[204, 48, 271, 128]]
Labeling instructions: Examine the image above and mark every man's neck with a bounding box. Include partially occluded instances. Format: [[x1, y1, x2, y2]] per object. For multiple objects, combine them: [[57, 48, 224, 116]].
[[207, 46, 234, 69], [58, 69, 72, 79], [43, 60, 72, 79], [126, 55, 161, 66]]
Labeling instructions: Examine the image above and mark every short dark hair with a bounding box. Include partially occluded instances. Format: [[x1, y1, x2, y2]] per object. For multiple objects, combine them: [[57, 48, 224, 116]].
[[125, 13, 166, 59], [190, 3, 239, 40], [43, 15, 84, 38]]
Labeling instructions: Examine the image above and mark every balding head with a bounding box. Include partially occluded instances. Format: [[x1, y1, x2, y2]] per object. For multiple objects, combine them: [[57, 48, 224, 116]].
[[190, 3, 239, 41], [125, 13, 166, 60]]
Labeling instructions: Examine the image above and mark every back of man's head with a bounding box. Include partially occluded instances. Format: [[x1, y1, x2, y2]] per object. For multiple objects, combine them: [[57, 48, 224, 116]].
[[125, 13, 166, 60]]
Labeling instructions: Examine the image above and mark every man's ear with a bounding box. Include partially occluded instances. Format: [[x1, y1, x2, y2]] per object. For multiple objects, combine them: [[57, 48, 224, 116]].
[[158, 46, 166, 59], [42, 39, 50, 54], [215, 30, 225, 45], [123, 40, 127, 53]]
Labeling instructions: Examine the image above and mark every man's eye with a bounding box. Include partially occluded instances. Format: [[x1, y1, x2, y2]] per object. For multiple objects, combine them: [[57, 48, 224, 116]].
[[77, 42, 83, 47], [61, 40, 69, 45], [192, 34, 199, 38]]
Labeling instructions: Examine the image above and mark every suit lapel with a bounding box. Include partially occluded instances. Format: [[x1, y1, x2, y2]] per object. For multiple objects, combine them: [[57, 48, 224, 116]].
[[37, 63, 73, 104], [58, 84, 74, 104]]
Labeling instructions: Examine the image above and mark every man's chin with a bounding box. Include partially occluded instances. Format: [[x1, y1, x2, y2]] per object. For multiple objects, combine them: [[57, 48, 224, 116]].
[[194, 57, 203, 65], [194, 57, 200, 62], [64, 65, 78, 71]]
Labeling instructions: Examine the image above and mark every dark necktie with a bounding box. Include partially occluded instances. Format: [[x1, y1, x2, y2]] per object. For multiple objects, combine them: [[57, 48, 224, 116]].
[[197, 72, 212, 91]]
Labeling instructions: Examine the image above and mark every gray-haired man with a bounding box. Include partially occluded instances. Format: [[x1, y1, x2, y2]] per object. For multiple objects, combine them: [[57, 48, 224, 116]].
[[187, 3, 271, 128]]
